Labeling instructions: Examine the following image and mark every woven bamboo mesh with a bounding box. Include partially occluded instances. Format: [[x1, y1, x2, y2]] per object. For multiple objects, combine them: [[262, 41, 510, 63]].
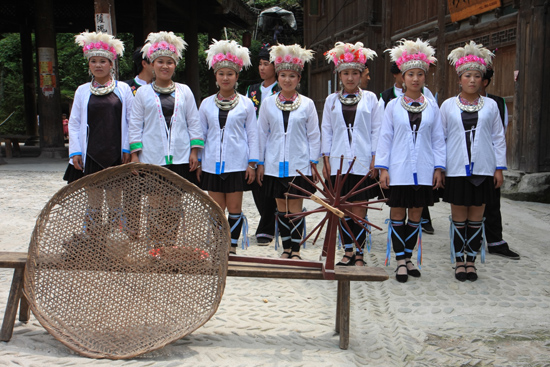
[[23, 163, 230, 359]]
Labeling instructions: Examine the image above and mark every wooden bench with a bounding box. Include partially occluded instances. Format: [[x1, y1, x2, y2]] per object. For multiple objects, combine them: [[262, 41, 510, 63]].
[[0, 251, 388, 349], [0, 135, 36, 158]]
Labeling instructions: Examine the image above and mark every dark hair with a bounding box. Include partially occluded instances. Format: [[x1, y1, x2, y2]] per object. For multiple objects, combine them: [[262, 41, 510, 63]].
[[258, 43, 271, 61], [483, 68, 494, 83], [132, 47, 149, 75], [390, 62, 400, 75]]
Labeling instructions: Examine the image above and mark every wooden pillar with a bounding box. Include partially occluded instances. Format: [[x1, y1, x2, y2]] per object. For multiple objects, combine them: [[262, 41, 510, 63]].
[[382, 1, 393, 88], [19, 3, 38, 137], [34, 0, 65, 157], [512, 0, 549, 172], [184, 3, 201, 106], [142, 0, 157, 42], [435, 0, 447, 104], [94, 0, 117, 35]]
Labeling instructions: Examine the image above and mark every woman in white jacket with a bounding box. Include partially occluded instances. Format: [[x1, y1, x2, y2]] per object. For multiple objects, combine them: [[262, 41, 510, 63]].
[[257, 44, 321, 260], [321, 42, 383, 267], [198, 39, 258, 255], [442, 41, 506, 282], [375, 39, 445, 283], [129, 32, 203, 182], [63, 32, 132, 232], [64, 31, 131, 183], [129, 32, 204, 245]]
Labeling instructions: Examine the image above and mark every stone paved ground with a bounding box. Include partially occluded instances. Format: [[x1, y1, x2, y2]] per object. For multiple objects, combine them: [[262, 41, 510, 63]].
[[1, 158, 550, 366]]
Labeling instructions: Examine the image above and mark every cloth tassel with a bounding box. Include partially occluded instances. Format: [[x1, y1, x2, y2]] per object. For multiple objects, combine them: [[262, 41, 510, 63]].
[[274, 210, 279, 251], [384, 218, 392, 266], [365, 214, 372, 253], [240, 213, 249, 250]]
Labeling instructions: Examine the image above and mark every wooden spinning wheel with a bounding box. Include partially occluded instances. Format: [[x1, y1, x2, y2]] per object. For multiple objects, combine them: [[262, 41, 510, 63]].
[[230, 155, 387, 280]]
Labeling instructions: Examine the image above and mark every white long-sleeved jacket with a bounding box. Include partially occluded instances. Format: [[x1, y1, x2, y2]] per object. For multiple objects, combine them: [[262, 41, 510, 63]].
[[68, 81, 132, 166], [258, 94, 321, 177], [321, 91, 383, 175], [375, 97, 446, 186], [440, 96, 507, 177], [199, 94, 259, 174], [129, 83, 203, 166]]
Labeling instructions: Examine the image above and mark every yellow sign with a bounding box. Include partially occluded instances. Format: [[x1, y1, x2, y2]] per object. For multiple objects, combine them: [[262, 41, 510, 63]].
[[447, 0, 502, 22]]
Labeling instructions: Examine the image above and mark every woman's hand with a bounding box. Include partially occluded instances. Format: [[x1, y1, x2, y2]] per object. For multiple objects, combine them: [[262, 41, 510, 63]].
[[379, 169, 390, 190], [322, 156, 331, 181], [196, 166, 202, 183], [130, 153, 140, 163], [256, 165, 264, 186], [369, 157, 379, 179], [122, 152, 131, 164], [245, 166, 256, 184], [433, 169, 443, 189], [189, 149, 199, 171], [494, 169, 504, 189], [73, 155, 83, 171]]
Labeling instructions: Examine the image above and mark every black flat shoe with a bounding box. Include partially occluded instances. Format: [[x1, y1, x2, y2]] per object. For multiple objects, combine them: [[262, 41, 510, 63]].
[[454, 265, 467, 282], [466, 265, 478, 282], [336, 254, 355, 266], [406, 260, 421, 277], [395, 264, 408, 283], [280, 250, 292, 258], [290, 254, 302, 260]]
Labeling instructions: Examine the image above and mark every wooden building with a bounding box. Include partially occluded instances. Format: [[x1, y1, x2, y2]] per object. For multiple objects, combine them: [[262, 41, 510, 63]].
[[303, 0, 550, 174], [0, 0, 255, 157]]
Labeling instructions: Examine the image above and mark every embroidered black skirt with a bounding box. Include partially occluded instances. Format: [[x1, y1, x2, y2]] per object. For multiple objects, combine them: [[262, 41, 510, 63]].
[[262, 175, 317, 199], [386, 185, 436, 208], [201, 171, 255, 193], [443, 175, 496, 206]]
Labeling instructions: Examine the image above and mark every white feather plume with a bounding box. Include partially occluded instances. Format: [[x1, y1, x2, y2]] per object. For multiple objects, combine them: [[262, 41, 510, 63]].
[[448, 40, 494, 67], [205, 39, 251, 70], [75, 31, 124, 57], [141, 31, 187, 61]]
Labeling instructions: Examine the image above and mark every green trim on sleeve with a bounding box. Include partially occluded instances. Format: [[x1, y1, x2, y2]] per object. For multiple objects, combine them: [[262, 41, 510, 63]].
[[130, 142, 143, 152], [190, 139, 204, 147]]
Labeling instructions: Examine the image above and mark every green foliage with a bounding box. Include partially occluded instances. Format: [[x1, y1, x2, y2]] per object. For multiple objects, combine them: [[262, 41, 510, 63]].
[[0, 33, 26, 134]]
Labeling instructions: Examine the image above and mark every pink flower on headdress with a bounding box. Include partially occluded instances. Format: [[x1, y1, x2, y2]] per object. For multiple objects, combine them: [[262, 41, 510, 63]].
[[292, 57, 301, 64], [159, 41, 169, 50], [333, 56, 338, 64], [94, 42, 101, 49], [110, 46, 116, 54], [275, 56, 284, 64], [213, 53, 225, 63], [283, 54, 292, 63], [101, 42, 109, 50], [169, 44, 176, 52], [226, 53, 235, 62], [343, 52, 354, 62], [358, 54, 366, 64]]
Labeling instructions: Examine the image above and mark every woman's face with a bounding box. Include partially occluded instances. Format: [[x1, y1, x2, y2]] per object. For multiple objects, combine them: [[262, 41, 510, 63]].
[[459, 70, 483, 95], [277, 70, 300, 94], [153, 56, 176, 82], [402, 68, 425, 93], [88, 56, 112, 80], [339, 69, 361, 93], [215, 68, 239, 93]]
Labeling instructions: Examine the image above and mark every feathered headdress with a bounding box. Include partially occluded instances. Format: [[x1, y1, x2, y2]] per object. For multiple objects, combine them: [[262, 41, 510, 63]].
[[205, 39, 251, 73], [141, 31, 187, 63], [387, 38, 437, 73], [448, 40, 494, 76], [75, 31, 124, 61], [270, 44, 314, 74], [324, 42, 377, 73]]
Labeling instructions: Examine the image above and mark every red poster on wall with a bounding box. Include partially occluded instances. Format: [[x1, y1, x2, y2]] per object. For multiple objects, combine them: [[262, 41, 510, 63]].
[[447, 0, 502, 22]]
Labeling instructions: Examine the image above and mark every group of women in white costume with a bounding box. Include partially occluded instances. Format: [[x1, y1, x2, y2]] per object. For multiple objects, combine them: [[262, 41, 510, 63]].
[[65, 29, 506, 282], [374, 39, 506, 283]]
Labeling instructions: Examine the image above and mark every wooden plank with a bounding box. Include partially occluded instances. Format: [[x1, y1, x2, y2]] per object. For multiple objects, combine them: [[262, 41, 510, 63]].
[[0, 252, 27, 268], [338, 280, 350, 350], [447, 0, 502, 22], [227, 263, 325, 280], [0, 268, 24, 342]]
